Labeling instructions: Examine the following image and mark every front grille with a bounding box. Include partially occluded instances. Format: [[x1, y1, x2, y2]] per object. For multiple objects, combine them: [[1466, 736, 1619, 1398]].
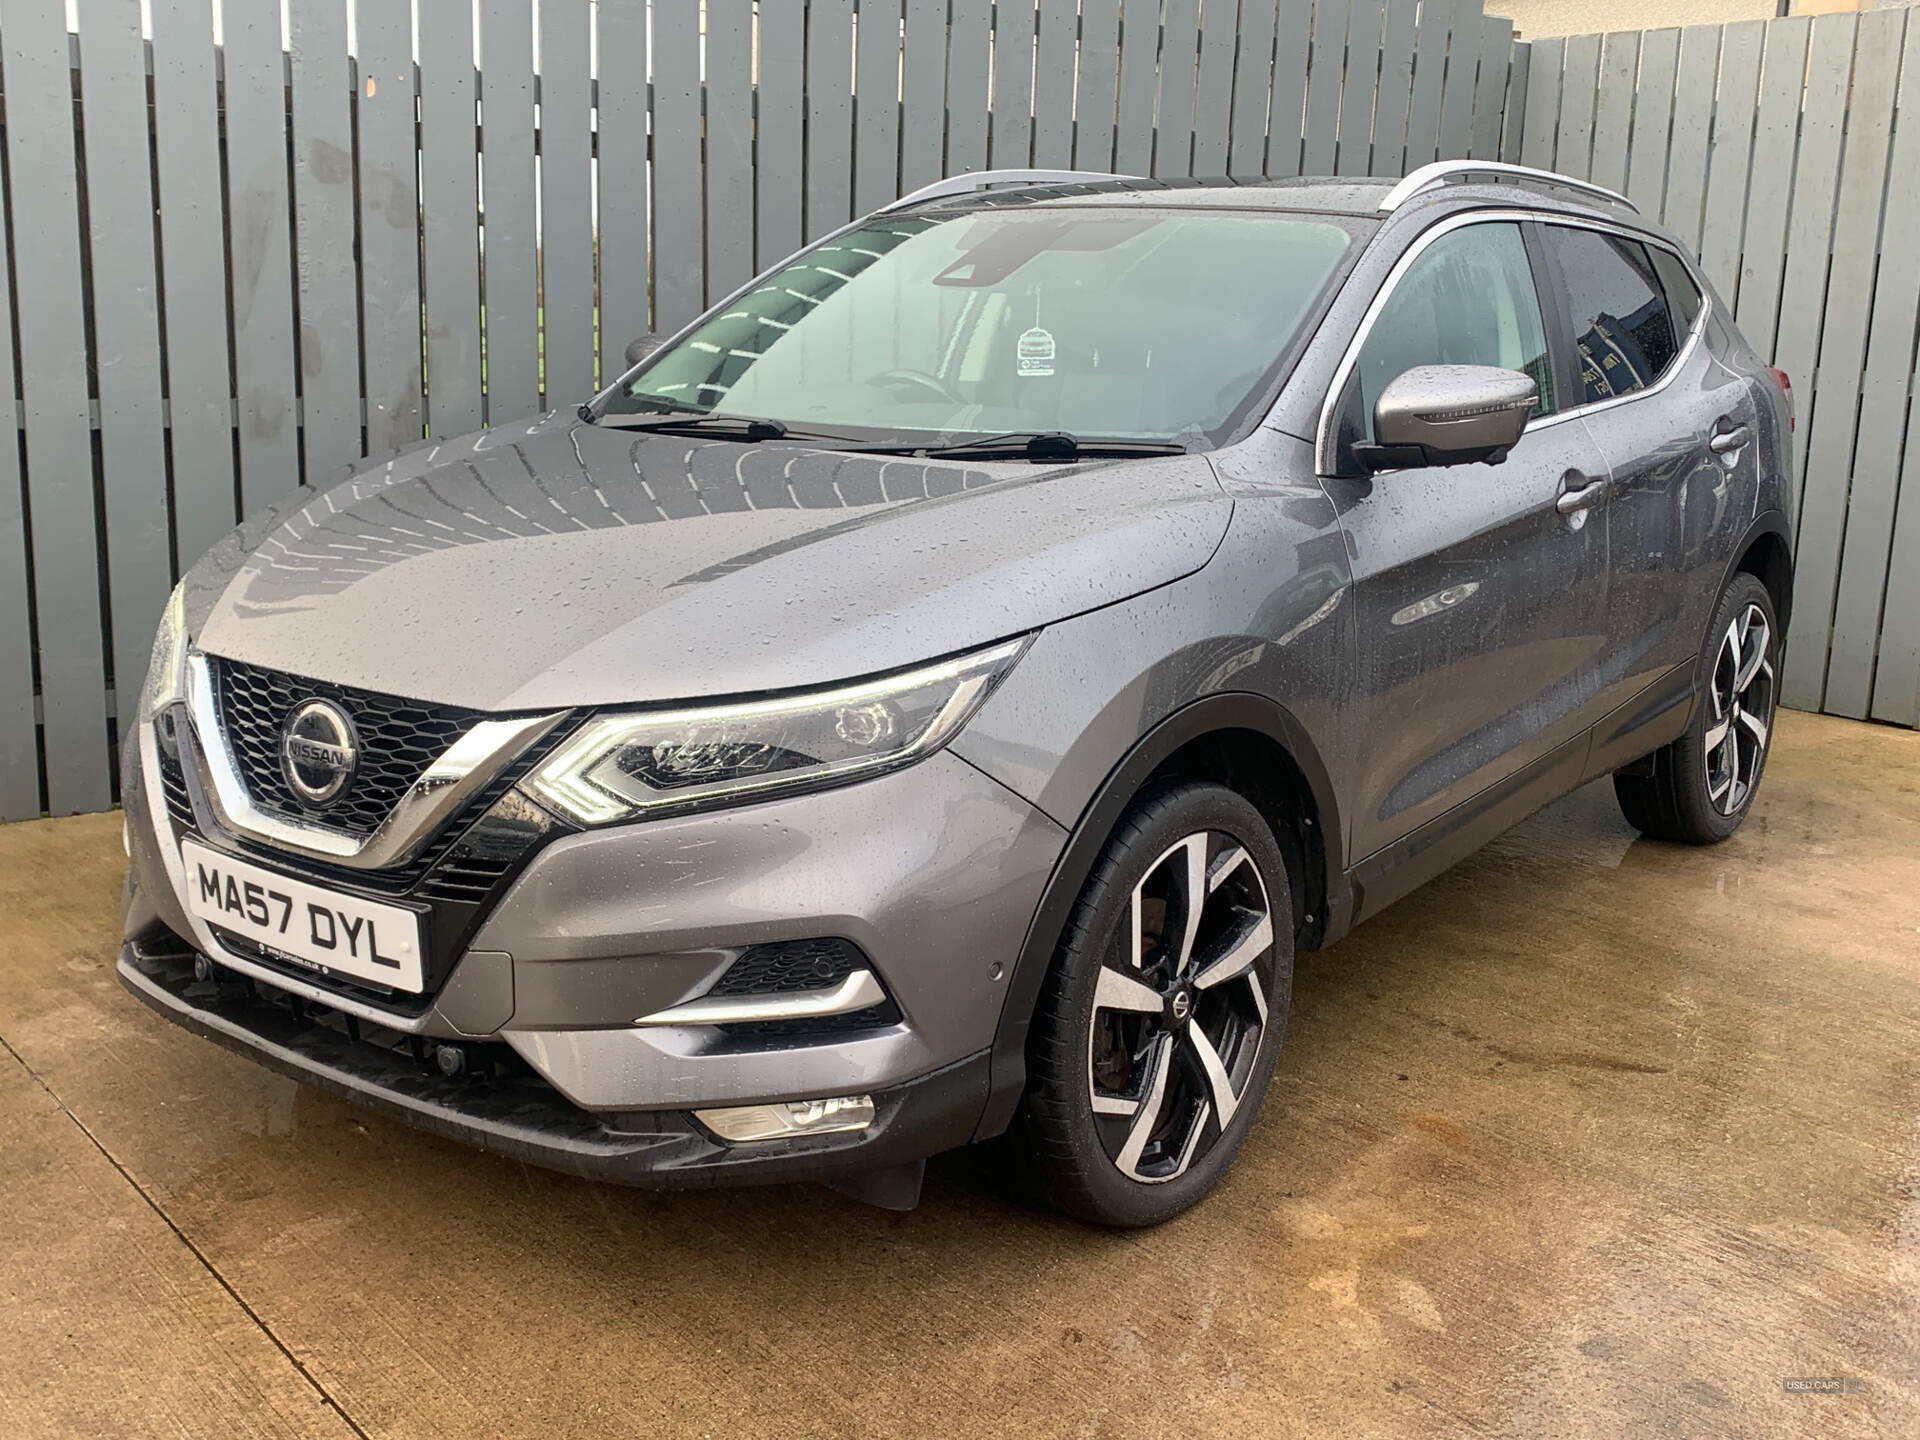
[[215, 658, 489, 836], [156, 724, 194, 830]]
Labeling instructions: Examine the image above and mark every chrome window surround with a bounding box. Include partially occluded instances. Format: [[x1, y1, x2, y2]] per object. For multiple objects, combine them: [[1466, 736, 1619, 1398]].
[[632, 969, 889, 1027], [1313, 208, 1711, 476], [1379, 161, 1638, 215], [180, 652, 566, 871]]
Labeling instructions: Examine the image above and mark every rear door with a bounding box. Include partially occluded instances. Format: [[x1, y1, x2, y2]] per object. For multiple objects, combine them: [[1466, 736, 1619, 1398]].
[[1533, 223, 1759, 751], [1322, 217, 1614, 864]]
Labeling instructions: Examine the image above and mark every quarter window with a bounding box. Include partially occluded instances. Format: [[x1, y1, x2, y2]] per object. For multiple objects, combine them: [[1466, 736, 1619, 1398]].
[[1542, 227, 1680, 404], [1352, 221, 1555, 443]]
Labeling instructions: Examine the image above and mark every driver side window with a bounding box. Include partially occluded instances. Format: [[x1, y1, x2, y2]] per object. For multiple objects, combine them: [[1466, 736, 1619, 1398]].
[[1354, 222, 1555, 442]]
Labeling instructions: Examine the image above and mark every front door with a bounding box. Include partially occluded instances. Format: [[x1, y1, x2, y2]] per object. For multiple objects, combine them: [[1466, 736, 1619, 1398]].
[[1322, 219, 1613, 863]]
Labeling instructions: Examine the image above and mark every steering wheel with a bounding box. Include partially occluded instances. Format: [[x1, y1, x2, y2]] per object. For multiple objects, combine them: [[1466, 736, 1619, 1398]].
[[866, 367, 965, 406]]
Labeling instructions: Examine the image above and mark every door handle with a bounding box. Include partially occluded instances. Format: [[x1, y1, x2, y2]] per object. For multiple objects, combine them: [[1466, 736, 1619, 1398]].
[[1556, 477, 1609, 515], [1709, 425, 1752, 454]]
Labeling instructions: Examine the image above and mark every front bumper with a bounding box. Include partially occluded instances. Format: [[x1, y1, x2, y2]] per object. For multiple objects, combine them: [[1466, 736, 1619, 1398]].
[[123, 709, 1066, 1183], [117, 944, 992, 1188]]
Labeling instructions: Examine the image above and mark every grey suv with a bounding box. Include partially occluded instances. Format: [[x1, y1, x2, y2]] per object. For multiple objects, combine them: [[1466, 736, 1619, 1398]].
[[120, 162, 1793, 1225]]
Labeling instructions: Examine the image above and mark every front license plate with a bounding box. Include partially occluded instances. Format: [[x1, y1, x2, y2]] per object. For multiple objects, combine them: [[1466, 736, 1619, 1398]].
[[179, 839, 425, 993]]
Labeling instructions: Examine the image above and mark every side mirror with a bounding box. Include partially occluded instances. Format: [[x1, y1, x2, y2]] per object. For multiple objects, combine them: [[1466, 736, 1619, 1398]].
[[1357, 364, 1536, 471], [624, 335, 666, 367]]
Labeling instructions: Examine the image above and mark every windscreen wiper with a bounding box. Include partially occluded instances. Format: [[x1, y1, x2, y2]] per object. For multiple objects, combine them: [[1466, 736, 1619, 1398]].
[[582, 410, 859, 445], [915, 431, 1192, 462]]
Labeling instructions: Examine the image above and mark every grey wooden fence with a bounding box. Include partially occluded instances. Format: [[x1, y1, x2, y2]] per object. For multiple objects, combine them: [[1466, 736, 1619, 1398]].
[[1519, 9, 1920, 731], [0, 0, 1529, 820]]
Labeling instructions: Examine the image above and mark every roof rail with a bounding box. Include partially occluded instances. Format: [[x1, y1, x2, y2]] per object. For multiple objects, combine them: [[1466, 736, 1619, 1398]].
[[1379, 160, 1637, 215], [880, 168, 1141, 212]]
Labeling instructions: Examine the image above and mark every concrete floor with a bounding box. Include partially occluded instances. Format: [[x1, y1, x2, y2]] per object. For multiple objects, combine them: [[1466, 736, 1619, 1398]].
[[3, 709, 1917, 1439]]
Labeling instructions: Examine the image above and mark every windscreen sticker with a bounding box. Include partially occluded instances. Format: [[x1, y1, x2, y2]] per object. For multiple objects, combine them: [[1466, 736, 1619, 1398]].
[[1017, 326, 1056, 377]]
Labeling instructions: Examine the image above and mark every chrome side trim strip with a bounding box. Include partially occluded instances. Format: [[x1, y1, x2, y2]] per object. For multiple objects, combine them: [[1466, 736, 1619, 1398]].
[[633, 969, 888, 1027], [1379, 161, 1637, 215], [1313, 208, 1710, 476], [182, 653, 565, 871], [881, 168, 1141, 212]]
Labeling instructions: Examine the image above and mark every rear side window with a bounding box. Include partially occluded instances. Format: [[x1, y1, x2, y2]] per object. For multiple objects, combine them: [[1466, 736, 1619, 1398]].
[[1541, 226, 1679, 404], [1650, 247, 1704, 336], [1352, 220, 1555, 441]]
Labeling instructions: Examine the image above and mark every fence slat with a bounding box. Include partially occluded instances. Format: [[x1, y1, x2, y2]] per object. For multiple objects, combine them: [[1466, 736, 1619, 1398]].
[[1847, 18, 1920, 723], [989, 1, 1037, 169], [1698, 20, 1764, 300], [1, 0, 110, 811], [1152, 0, 1201, 175], [596, 0, 649, 363], [1774, 14, 1857, 519], [1115, 0, 1161, 174], [858, 0, 906, 205], [0, 3, 29, 817], [1500, 38, 1529, 163], [707, 1, 756, 297], [903, 0, 951, 179], [1517, 34, 1562, 169], [948, 0, 993, 175], [1587, 31, 1638, 193], [1662, 25, 1721, 253], [1785, 12, 1900, 711], [77, 0, 172, 735], [1337, 0, 1386, 177], [1302, 0, 1351, 175], [1075, 0, 1122, 170], [1552, 32, 1599, 179], [224, 0, 301, 502], [354, 0, 422, 452], [806, 0, 856, 235], [536, 0, 594, 402], [1190, 0, 1235, 172], [1265, 0, 1311, 176], [1404, 0, 1454, 169], [479, 0, 538, 421], [0, 160, 30, 817], [289, 0, 360, 480], [1624, 28, 1679, 214], [1228, 0, 1279, 174], [757, 1, 805, 269], [419, 0, 484, 433], [1468, 17, 1511, 161], [652, 2, 703, 329], [151, 0, 236, 563], [1731, 18, 1807, 358], [1371, 0, 1417, 175], [1436, 0, 1483, 161]]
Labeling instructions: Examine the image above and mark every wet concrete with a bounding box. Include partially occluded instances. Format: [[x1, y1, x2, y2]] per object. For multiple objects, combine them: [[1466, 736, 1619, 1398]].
[[2, 707, 1917, 1438]]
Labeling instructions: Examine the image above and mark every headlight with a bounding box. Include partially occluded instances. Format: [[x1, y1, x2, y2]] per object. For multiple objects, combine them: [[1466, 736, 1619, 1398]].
[[144, 580, 189, 713], [528, 637, 1026, 825]]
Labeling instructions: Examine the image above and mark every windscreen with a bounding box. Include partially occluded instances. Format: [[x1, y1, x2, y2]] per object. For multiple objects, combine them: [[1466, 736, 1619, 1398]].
[[604, 207, 1356, 444]]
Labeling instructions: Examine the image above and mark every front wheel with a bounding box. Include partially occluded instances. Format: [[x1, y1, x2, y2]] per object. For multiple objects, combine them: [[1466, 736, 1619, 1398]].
[[1615, 572, 1778, 844], [1020, 782, 1293, 1226]]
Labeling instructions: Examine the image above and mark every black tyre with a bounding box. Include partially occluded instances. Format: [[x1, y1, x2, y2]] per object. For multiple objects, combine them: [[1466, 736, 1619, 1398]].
[[1021, 781, 1293, 1227], [1614, 572, 1778, 844]]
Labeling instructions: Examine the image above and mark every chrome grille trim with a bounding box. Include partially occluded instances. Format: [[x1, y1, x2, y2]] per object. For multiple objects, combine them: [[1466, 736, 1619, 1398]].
[[183, 653, 566, 871]]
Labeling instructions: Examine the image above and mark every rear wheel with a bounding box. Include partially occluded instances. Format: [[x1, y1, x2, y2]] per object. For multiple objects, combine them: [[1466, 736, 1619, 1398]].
[[1020, 782, 1293, 1226], [1614, 572, 1778, 844]]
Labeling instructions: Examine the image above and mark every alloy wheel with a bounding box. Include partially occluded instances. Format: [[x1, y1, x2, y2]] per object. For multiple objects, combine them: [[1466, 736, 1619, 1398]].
[[1086, 831, 1276, 1184], [1704, 602, 1775, 816]]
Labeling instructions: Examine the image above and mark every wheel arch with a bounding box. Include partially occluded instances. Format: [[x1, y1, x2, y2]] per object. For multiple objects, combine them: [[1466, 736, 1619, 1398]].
[[973, 692, 1348, 1141], [1729, 511, 1793, 638]]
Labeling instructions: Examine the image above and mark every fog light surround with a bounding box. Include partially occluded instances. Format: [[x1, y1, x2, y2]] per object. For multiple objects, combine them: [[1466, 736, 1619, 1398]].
[[696, 1094, 876, 1143]]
